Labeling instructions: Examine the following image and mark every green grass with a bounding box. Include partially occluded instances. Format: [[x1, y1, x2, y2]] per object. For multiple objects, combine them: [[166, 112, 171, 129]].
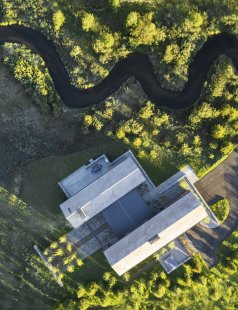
[[138, 154, 178, 185], [20, 139, 178, 216], [197, 146, 237, 178], [1, 137, 236, 309], [65, 251, 110, 285], [21, 140, 126, 215], [19, 138, 178, 287], [210, 198, 230, 224], [0, 187, 67, 309]]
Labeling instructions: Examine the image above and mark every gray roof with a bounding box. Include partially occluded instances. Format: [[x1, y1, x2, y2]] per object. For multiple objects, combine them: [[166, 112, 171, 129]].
[[103, 192, 207, 275], [103, 189, 152, 238], [59, 155, 110, 198], [60, 157, 146, 228]]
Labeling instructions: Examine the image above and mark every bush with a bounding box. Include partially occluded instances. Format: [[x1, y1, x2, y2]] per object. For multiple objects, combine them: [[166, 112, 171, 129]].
[[139, 101, 154, 119], [126, 12, 166, 47], [133, 137, 142, 148], [220, 141, 234, 155], [210, 199, 230, 224], [212, 124, 228, 139], [116, 128, 125, 139], [84, 115, 93, 127]]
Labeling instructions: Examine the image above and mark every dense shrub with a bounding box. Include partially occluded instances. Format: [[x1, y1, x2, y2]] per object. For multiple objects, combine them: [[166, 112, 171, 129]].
[[1, 1, 238, 309], [210, 199, 230, 224]]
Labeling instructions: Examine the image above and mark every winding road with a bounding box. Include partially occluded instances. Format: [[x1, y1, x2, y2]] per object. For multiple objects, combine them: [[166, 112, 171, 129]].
[[1, 25, 238, 109]]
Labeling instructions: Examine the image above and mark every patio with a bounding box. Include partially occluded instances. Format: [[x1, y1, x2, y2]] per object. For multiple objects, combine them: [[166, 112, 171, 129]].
[[159, 239, 191, 274]]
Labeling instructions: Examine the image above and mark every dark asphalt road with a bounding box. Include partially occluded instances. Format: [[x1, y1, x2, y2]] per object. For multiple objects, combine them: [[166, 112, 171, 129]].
[[186, 148, 238, 266]]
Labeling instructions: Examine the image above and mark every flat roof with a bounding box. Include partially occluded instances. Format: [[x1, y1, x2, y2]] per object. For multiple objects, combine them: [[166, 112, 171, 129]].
[[58, 155, 110, 198], [60, 157, 146, 228], [103, 192, 207, 275], [103, 189, 153, 238]]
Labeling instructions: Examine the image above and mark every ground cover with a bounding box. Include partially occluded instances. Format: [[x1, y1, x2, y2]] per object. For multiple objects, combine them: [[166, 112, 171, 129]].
[[0, 187, 66, 309], [20, 140, 178, 213], [1, 0, 238, 179], [0, 0, 238, 309], [0, 181, 114, 309], [58, 229, 238, 310], [2, 180, 237, 310], [210, 198, 230, 224]]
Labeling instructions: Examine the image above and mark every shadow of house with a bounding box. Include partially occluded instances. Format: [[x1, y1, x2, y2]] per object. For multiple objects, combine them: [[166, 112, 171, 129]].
[[189, 149, 238, 266]]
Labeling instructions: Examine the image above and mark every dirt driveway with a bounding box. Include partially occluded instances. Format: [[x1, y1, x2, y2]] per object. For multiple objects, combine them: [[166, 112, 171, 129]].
[[186, 148, 238, 266]]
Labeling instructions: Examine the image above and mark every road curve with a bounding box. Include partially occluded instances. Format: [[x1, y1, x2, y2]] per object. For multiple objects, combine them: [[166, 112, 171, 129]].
[[0, 25, 238, 109]]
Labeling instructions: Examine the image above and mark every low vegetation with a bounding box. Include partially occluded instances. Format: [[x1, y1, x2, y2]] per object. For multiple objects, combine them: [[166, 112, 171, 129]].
[[2, 43, 62, 115], [84, 56, 238, 177], [210, 198, 230, 224], [1, 0, 238, 174], [56, 233, 238, 310], [1, 182, 238, 309], [1, 0, 238, 309], [0, 187, 66, 309]]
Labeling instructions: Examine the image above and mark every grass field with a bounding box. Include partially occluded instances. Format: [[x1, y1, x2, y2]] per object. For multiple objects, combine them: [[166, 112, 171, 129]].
[[16, 139, 178, 288], [1, 111, 237, 310], [0, 187, 67, 310], [0, 74, 179, 309], [20, 139, 178, 216]]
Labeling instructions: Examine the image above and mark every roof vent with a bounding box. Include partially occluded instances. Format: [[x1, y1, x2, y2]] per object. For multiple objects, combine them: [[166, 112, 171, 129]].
[[77, 208, 86, 219], [148, 234, 160, 244], [91, 164, 102, 173]]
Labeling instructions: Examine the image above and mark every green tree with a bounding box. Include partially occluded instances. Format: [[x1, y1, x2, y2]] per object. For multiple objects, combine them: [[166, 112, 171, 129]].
[[152, 113, 169, 127], [212, 124, 228, 139], [192, 254, 207, 273], [110, 0, 120, 9], [52, 10, 65, 32], [126, 12, 166, 47], [126, 12, 139, 27], [164, 44, 180, 63], [81, 13, 97, 32], [133, 137, 142, 148], [183, 11, 205, 33], [84, 115, 93, 127], [181, 143, 192, 156], [221, 104, 238, 121], [116, 128, 125, 139], [92, 116, 104, 131], [139, 101, 154, 119], [189, 102, 219, 125], [210, 199, 230, 223], [193, 135, 201, 145], [93, 32, 115, 55], [103, 272, 117, 288]]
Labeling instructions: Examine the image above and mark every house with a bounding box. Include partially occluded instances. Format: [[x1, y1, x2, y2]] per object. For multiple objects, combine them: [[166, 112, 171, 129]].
[[58, 150, 213, 275], [59, 151, 154, 231], [104, 192, 207, 275]]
